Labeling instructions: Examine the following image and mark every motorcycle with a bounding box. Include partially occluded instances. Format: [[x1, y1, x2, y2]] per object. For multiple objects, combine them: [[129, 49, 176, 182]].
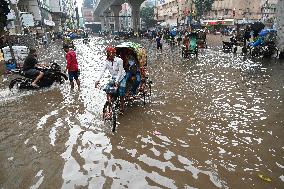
[[9, 62, 68, 90]]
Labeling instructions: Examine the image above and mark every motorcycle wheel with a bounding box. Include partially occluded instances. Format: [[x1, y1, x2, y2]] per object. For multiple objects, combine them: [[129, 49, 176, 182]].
[[9, 78, 26, 90], [55, 72, 68, 84]]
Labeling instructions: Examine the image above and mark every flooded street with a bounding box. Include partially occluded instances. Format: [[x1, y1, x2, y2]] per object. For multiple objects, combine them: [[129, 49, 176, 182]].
[[0, 37, 283, 188]]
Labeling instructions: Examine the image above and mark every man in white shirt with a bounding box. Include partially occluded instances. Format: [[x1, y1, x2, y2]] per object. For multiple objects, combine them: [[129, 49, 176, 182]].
[[95, 46, 127, 112]]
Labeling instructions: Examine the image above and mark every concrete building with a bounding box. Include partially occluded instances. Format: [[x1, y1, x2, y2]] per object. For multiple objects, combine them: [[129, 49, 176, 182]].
[[276, 0, 284, 52], [50, 0, 68, 32], [155, 0, 195, 27], [81, 6, 102, 32], [209, 0, 279, 24], [212, 0, 261, 21], [15, 0, 77, 33], [260, 0, 278, 23], [120, 3, 132, 31], [17, 0, 51, 29]]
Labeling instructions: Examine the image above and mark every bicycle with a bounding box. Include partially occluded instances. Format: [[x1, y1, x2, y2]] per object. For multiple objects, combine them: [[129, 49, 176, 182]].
[[97, 75, 152, 132], [99, 84, 119, 132]]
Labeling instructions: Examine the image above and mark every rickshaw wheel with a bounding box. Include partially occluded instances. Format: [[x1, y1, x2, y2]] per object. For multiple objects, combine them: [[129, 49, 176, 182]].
[[112, 103, 117, 132], [103, 102, 112, 121], [143, 80, 152, 105], [103, 101, 117, 132]]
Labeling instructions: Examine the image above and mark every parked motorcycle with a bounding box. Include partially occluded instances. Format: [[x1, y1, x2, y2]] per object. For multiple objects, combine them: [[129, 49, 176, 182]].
[[9, 62, 68, 90]]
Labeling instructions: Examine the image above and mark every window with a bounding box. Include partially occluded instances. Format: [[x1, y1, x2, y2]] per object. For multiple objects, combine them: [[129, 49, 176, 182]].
[[224, 9, 228, 15]]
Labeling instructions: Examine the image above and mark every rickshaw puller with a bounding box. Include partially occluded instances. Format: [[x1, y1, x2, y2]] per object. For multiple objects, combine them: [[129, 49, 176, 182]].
[[95, 47, 127, 112]]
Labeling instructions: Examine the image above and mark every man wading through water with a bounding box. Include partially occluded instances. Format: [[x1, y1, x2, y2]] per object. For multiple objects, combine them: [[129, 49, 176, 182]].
[[63, 44, 80, 89]]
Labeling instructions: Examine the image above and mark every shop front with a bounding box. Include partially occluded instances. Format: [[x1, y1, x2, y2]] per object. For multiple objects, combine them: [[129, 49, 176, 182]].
[[201, 19, 235, 26]]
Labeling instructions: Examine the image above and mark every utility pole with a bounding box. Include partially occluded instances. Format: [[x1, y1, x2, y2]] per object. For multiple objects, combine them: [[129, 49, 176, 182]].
[[156, 0, 158, 22], [7, 0, 22, 63], [75, 7, 80, 29], [177, 1, 179, 28], [74, 0, 79, 29], [37, 0, 46, 34]]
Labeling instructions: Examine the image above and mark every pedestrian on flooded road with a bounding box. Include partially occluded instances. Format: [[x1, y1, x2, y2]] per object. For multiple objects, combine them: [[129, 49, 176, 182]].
[[156, 35, 163, 53], [42, 34, 48, 48], [63, 44, 80, 89]]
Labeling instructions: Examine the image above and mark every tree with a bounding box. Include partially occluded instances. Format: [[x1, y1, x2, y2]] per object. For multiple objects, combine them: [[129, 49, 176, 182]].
[[193, 0, 215, 19], [140, 5, 157, 29]]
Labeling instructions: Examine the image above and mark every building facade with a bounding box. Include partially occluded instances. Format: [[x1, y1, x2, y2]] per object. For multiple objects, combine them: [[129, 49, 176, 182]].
[[6, 0, 77, 34], [275, 0, 284, 52], [120, 3, 132, 30], [209, 0, 278, 24], [260, 0, 278, 23], [155, 0, 195, 27]]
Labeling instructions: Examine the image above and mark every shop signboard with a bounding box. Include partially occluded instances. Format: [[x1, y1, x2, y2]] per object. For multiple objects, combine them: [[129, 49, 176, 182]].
[[20, 13, 34, 27], [10, 0, 19, 4], [44, 19, 55, 26], [7, 11, 16, 20]]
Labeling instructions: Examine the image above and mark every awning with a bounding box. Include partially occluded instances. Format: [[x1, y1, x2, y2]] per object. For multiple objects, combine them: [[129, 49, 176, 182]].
[[160, 22, 168, 27], [235, 19, 254, 24], [201, 19, 235, 26], [85, 22, 101, 24], [44, 19, 55, 26]]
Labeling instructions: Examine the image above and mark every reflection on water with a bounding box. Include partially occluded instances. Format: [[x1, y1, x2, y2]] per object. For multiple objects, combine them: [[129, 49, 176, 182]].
[[0, 37, 283, 189]]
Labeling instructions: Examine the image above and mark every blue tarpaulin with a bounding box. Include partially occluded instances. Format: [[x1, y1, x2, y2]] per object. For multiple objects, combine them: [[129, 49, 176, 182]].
[[170, 28, 177, 37], [258, 29, 277, 37], [68, 33, 78, 39], [249, 38, 264, 47]]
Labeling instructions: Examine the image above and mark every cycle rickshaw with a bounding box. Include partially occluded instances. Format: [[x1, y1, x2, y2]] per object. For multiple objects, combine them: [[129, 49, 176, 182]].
[[196, 29, 207, 48], [63, 36, 76, 50], [102, 42, 152, 132], [248, 29, 279, 58], [182, 32, 198, 58]]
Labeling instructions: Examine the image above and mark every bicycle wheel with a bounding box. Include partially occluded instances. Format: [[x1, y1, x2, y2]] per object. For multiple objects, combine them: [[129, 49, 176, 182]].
[[143, 80, 152, 105], [103, 101, 112, 121], [9, 78, 25, 90], [112, 101, 117, 132]]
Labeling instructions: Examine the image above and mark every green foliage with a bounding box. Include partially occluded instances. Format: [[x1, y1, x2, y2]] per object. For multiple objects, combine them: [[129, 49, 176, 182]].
[[193, 0, 215, 17], [140, 5, 157, 29]]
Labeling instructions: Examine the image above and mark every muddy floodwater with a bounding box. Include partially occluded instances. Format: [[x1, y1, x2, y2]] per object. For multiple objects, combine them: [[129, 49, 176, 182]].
[[0, 37, 283, 189]]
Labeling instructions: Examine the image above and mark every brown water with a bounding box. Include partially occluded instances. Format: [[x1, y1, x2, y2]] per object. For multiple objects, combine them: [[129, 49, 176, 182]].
[[0, 38, 283, 189]]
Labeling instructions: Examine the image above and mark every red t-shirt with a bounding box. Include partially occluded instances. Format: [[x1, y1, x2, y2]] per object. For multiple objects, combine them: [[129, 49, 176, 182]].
[[66, 51, 78, 71]]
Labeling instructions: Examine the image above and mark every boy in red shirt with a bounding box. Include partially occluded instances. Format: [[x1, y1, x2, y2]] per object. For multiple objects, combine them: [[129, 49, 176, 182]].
[[63, 44, 80, 89]]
